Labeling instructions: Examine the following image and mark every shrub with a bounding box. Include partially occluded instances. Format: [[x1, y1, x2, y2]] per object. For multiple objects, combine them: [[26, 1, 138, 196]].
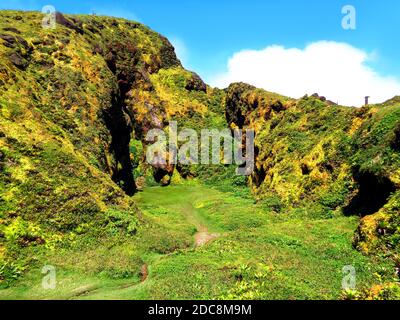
[[3, 218, 44, 247], [0, 259, 25, 287], [105, 208, 138, 235]]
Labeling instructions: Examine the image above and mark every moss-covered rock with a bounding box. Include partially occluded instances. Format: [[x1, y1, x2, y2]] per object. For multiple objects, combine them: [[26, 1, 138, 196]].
[[225, 83, 400, 262], [1, 10, 399, 289], [0, 10, 193, 284]]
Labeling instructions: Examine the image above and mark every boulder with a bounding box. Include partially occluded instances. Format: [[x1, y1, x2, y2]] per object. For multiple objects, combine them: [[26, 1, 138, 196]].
[[159, 35, 182, 69], [55, 12, 84, 34], [2, 27, 21, 34], [8, 52, 28, 69], [0, 33, 31, 52], [0, 150, 4, 172], [185, 72, 207, 93], [0, 33, 17, 47]]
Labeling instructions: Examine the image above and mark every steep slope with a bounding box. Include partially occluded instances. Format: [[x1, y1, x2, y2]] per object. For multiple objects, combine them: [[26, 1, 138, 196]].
[[0, 10, 399, 298], [225, 83, 400, 266], [126, 66, 226, 187], [0, 10, 225, 285], [0, 12, 143, 282]]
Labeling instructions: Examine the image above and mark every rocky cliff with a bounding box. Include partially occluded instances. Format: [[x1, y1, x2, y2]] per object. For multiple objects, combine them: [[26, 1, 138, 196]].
[[0, 10, 399, 286], [225, 83, 400, 266], [0, 11, 226, 282]]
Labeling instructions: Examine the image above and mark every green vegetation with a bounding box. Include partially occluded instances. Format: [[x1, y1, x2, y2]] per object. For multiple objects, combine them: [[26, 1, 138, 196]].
[[225, 84, 400, 268], [0, 184, 396, 300], [0, 10, 400, 300]]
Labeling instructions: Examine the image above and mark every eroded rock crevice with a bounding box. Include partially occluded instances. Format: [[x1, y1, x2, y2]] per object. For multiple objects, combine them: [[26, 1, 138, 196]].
[[99, 34, 182, 193], [344, 170, 396, 217], [101, 42, 140, 196], [103, 93, 136, 196]]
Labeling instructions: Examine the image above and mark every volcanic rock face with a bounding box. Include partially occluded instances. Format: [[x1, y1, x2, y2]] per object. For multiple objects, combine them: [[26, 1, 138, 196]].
[[343, 169, 396, 217], [225, 82, 400, 260], [0, 11, 223, 245], [225, 83, 257, 129], [0, 31, 32, 69], [0, 10, 400, 279], [0, 11, 193, 247], [159, 35, 182, 69], [185, 72, 207, 93], [392, 123, 400, 151], [55, 12, 84, 34]]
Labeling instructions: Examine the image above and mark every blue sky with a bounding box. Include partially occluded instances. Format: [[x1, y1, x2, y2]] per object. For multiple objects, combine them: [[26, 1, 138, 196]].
[[1, 0, 400, 105]]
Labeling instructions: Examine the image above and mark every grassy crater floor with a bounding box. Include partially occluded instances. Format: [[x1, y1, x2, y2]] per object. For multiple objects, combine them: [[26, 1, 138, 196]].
[[0, 183, 394, 300]]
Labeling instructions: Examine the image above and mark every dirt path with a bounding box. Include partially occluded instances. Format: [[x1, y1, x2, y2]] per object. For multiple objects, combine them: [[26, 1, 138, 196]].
[[111, 201, 218, 295], [178, 202, 219, 247], [116, 264, 148, 291], [67, 187, 220, 298], [194, 231, 219, 247], [67, 285, 100, 299], [140, 264, 148, 282]]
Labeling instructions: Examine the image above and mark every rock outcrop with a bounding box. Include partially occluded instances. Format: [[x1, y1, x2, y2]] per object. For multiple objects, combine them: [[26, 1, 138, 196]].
[[225, 83, 400, 264], [1, 10, 399, 286]]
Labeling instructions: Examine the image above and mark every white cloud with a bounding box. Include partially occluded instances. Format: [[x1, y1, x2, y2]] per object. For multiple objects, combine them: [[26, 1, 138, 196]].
[[210, 41, 400, 106]]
